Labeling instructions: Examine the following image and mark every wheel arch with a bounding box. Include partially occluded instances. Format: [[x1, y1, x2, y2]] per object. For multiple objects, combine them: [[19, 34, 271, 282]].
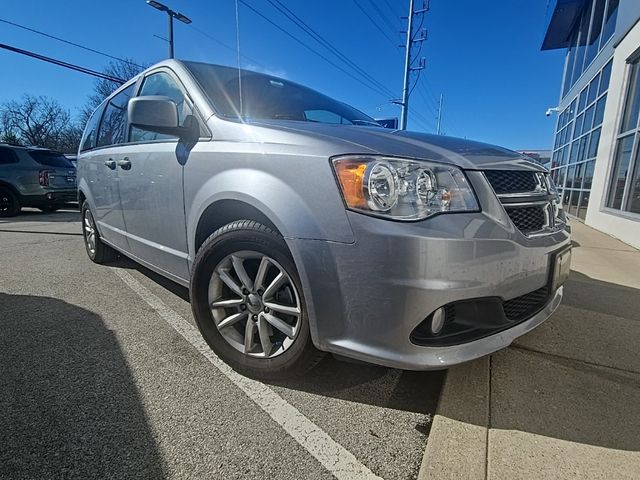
[[0, 180, 21, 198], [193, 199, 281, 255]]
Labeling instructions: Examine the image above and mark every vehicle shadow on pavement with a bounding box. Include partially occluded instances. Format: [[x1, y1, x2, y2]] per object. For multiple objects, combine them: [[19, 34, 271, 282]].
[[0, 293, 166, 479], [495, 270, 640, 452], [0, 208, 79, 224], [271, 356, 445, 415]]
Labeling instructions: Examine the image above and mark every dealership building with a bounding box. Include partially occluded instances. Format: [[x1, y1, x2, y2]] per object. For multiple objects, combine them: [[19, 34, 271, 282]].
[[543, 0, 640, 248]]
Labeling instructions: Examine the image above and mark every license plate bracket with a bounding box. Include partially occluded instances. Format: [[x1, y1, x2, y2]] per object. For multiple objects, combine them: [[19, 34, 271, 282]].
[[550, 246, 572, 292]]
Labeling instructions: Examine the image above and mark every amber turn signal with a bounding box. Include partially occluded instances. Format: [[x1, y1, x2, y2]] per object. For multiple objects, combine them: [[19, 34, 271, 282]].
[[333, 160, 367, 209]]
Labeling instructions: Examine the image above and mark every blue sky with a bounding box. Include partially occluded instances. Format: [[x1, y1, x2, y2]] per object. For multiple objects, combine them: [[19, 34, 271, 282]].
[[0, 0, 565, 149]]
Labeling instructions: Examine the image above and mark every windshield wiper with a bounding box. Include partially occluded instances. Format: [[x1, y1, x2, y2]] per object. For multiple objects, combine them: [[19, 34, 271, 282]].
[[351, 119, 383, 127]]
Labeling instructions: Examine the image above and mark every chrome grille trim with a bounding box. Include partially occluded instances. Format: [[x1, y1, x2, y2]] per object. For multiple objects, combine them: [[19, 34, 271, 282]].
[[483, 170, 565, 237]]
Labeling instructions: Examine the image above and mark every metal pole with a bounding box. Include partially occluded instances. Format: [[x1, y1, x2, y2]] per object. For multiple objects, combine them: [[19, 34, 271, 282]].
[[436, 93, 443, 135], [168, 12, 174, 59], [400, 0, 415, 130]]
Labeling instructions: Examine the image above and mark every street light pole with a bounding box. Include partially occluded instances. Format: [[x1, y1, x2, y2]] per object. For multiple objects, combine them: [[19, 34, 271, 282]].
[[167, 12, 174, 58], [146, 1, 192, 59]]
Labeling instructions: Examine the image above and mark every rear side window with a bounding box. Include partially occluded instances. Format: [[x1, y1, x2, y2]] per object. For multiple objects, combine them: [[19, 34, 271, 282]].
[[97, 84, 135, 148], [0, 148, 19, 165], [80, 103, 105, 152], [28, 150, 74, 168], [130, 72, 187, 143]]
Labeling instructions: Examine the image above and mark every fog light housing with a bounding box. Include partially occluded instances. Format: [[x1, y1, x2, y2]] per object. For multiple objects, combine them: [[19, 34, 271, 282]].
[[431, 307, 445, 334]]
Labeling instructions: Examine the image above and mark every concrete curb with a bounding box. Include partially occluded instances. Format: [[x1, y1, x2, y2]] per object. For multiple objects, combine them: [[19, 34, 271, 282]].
[[418, 357, 490, 480]]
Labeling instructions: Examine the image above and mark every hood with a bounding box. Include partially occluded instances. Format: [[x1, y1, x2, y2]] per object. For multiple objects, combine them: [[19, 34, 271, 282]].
[[246, 120, 544, 171]]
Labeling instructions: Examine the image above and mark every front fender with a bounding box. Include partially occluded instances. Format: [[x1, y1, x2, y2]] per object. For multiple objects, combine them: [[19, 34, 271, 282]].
[[185, 168, 355, 261]]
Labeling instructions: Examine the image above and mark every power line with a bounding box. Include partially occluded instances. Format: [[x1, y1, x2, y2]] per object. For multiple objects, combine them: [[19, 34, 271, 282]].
[[265, 0, 396, 98], [0, 17, 143, 68], [188, 24, 266, 68], [365, 0, 399, 35], [382, 0, 398, 17], [0, 43, 126, 83], [352, 0, 398, 49], [417, 82, 437, 111], [409, 110, 435, 132], [238, 0, 393, 100]]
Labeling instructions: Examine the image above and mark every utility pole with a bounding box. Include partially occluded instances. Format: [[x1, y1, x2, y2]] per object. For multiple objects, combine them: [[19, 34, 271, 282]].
[[147, 1, 192, 59], [399, 0, 429, 130], [400, 0, 415, 131], [436, 93, 443, 135]]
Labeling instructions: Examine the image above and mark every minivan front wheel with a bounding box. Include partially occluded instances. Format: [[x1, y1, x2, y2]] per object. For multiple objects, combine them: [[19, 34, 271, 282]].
[[190, 220, 323, 379], [81, 201, 116, 264]]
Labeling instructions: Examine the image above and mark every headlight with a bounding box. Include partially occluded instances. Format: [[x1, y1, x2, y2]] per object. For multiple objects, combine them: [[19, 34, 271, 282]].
[[332, 156, 479, 220]]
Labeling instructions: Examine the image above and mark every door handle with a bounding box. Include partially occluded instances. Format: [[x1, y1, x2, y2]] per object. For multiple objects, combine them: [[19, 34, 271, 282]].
[[117, 157, 132, 170], [104, 159, 116, 169]]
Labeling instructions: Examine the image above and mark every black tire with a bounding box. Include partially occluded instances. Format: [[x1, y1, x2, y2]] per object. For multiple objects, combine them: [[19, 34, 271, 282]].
[[190, 220, 324, 380], [39, 205, 59, 213], [81, 201, 117, 264], [0, 187, 21, 217]]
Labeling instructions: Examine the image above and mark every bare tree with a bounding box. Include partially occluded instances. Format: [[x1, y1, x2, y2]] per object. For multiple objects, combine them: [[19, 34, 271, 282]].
[[79, 59, 147, 125], [0, 95, 82, 152], [0, 110, 21, 145]]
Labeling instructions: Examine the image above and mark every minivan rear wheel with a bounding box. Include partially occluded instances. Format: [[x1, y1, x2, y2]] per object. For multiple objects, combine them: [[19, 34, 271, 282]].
[[190, 220, 324, 379], [0, 187, 21, 217], [81, 201, 117, 264]]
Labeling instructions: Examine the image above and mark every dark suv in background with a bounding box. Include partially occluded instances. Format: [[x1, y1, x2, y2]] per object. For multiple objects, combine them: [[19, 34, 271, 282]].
[[0, 143, 77, 216]]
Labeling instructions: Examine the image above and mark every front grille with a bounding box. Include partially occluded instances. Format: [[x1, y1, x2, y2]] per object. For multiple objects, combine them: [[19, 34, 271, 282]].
[[484, 170, 538, 194], [505, 205, 546, 234], [502, 286, 550, 321], [483, 169, 563, 236]]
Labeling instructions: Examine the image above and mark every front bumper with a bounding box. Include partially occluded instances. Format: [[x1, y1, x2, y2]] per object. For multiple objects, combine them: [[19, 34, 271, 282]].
[[286, 176, 570, 370]]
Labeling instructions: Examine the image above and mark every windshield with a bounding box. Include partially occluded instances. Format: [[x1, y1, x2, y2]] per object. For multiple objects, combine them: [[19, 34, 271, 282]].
[[28, 150, 75, 168], [184, 62, 380, 126]]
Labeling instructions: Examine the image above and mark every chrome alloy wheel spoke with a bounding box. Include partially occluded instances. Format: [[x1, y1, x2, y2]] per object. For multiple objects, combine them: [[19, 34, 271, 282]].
[[217, 311, 248, 330], [262, 312, 296, 339], [210, 298, 244, 308], [244, 319, 256, 353], [208, 251, 301, 359], [84, 211, 96, 253]]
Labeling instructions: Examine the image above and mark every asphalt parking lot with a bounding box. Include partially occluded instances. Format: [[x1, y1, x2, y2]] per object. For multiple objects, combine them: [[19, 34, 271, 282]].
[[0, 208, 444, 480]]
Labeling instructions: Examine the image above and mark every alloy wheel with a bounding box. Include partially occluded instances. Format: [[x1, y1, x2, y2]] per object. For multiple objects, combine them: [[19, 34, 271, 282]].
[[0, 192, 13, 213], [208, 251, 302, 358], [83, 209, 96, 255]]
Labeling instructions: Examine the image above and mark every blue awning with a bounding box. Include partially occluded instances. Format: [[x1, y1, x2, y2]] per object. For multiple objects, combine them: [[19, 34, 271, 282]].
[[541, 0, 587, 50]]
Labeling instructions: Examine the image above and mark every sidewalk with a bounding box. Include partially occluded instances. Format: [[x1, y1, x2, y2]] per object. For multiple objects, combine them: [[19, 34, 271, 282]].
[[419, 221, 640, 479]]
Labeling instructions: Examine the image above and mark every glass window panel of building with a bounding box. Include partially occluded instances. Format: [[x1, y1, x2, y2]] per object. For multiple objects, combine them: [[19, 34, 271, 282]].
[[606, 57, 640, 215], [551, 59, 612, 220], [562, 0, 619, 98]]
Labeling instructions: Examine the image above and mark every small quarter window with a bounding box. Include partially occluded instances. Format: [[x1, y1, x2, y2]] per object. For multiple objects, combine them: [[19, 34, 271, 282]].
[[0, 148, 19, 165], [97, 84, 135, 148], [80, 103, 105, 152]]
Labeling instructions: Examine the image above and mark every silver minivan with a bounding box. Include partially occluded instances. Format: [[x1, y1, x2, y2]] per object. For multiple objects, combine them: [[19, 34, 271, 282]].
[[77, 60, 571, 379]]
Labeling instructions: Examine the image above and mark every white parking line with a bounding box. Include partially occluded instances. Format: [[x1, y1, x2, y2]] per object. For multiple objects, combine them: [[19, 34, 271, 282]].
[[114, 268, 382, 480]]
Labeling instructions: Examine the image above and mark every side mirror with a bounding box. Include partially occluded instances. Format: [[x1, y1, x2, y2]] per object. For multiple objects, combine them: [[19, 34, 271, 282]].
[[128, 95, 189, 137]]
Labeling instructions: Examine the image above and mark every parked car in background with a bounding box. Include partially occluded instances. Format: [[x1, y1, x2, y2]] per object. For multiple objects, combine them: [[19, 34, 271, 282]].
[[0, 144, 77, 216], [65, 154, 77, 167], [77, 60, 571, 379]]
